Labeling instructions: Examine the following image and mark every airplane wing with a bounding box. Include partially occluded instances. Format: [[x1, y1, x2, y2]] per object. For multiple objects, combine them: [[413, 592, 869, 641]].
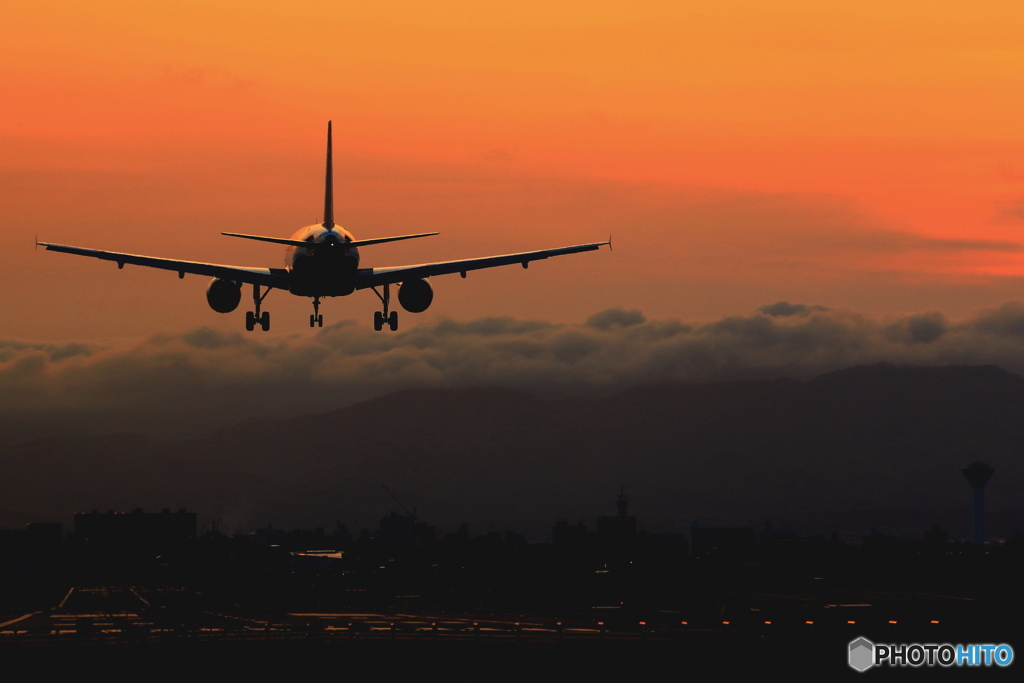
[[37, 242, 290, 289], [354, 240, 610, 289]]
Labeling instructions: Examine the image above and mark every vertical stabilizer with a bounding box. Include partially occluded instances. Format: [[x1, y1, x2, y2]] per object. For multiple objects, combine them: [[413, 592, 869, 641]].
[[323, 121, 335, 229]]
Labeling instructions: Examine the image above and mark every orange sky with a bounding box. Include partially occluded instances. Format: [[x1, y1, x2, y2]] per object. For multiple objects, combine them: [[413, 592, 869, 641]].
[[5, 1, 1024, 339]]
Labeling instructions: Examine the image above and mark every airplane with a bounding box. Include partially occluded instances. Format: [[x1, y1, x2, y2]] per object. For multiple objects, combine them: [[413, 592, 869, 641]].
[[38, 122, 610, 332]]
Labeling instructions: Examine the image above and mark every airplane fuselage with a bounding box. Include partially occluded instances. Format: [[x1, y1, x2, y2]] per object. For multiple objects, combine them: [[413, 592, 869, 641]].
[[285, 224, 360, 297]]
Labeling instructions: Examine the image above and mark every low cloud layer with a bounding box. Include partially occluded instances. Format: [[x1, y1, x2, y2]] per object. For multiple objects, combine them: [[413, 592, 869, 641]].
[[8, 302, 1024, 436]]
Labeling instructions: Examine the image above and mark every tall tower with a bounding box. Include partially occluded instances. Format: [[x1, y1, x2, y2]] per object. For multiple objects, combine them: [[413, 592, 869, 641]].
[[598, 486, 636, 541], [616, 486, 629, 517], [962, 460, 994, 545]]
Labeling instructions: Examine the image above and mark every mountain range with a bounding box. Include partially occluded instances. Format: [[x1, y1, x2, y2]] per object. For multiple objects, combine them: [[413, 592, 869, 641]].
[[3, 363, 1022, 540]]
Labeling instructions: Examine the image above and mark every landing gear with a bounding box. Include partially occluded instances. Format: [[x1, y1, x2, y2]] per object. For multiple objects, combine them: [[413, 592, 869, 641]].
[[371, 284, 399, 331], [246, 311, 270, 331], [309, 297, 323, 328], [373, 310, 398, 331], [245, 284, 271, 331]]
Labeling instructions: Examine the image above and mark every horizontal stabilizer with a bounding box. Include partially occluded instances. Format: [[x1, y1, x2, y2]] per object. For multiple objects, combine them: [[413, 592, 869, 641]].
[[221, 233, 311, 248], [221, 232, 439, 248], [348, 232, 439, 247]]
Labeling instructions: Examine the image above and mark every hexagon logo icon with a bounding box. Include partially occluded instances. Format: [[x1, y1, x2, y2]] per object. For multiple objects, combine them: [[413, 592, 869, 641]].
[[849, 637, 875, 672]]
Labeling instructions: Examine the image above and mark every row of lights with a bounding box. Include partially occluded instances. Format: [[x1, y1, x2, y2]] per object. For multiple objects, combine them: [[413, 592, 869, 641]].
[[672, 619, 940, 626]]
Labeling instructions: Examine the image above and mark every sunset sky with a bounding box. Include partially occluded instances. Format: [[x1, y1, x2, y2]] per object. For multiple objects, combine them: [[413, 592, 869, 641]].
[[6, 1, 1024, 341]]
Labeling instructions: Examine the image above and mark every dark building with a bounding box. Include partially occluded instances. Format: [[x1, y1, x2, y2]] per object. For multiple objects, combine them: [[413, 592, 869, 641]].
[[552, 519, 588, 548], [689, 522, 755, 560], [73, 508, 196, 551], [379, 511, 435, 551], [597, 487, 638, 542]]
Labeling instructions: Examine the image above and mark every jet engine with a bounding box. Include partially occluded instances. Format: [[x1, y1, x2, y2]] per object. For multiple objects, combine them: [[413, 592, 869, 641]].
[[398, 278, 433, 313], [206, 278, 242, 313]]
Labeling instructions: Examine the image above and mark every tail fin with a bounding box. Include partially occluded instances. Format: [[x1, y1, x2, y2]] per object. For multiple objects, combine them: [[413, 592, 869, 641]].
[[323, 121, 334, 229]]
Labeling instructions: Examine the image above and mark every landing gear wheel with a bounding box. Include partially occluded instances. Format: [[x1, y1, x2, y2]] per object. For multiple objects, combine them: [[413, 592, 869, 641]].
[[309, 297, 324, 328], [371, 283, 398, 332], [245, 284, 271, 332]]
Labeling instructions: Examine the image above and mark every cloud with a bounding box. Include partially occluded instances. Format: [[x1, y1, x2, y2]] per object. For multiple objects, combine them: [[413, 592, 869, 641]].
[[848, 232, 1023, 253], [991, 197, 1024, 224], [8, 303, 1024, 437], [906, 236, 1022, 252], [972, 301, 1024, 338], [585, 308, 647, 329], [0, 340, 98, 363], [758, 301, 829, 317], [884, 312, 947, 344]]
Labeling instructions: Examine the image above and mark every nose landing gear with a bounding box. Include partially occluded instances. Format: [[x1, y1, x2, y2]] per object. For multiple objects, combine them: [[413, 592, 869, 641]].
[[372, 284, 399, 331], [310, 296, 324, 327]]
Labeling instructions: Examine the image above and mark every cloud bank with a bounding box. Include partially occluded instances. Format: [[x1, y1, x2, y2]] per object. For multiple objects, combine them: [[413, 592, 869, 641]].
[[7, 302, 1024, 436]]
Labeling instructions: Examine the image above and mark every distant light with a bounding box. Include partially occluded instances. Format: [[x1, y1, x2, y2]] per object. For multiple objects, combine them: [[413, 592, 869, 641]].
[[847, 620, 856, 625], [722, 621, 730, 625], [930, 620, 940, 624], [680, 621, 688, 626], [888, 620, 898, 625], [764, 621, 772, 625], [805, 621, 814, 625]]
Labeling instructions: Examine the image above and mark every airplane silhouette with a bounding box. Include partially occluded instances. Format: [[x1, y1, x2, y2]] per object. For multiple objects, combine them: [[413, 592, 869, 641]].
[[38, 123, 610, 331]]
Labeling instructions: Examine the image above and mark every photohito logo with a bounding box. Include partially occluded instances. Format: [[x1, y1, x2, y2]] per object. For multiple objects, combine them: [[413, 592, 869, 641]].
[[848, 637, 1014, 671]]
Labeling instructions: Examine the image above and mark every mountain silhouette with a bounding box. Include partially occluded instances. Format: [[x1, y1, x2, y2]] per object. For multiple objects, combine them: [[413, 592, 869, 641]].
[[2, 364, 1021, 538]]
